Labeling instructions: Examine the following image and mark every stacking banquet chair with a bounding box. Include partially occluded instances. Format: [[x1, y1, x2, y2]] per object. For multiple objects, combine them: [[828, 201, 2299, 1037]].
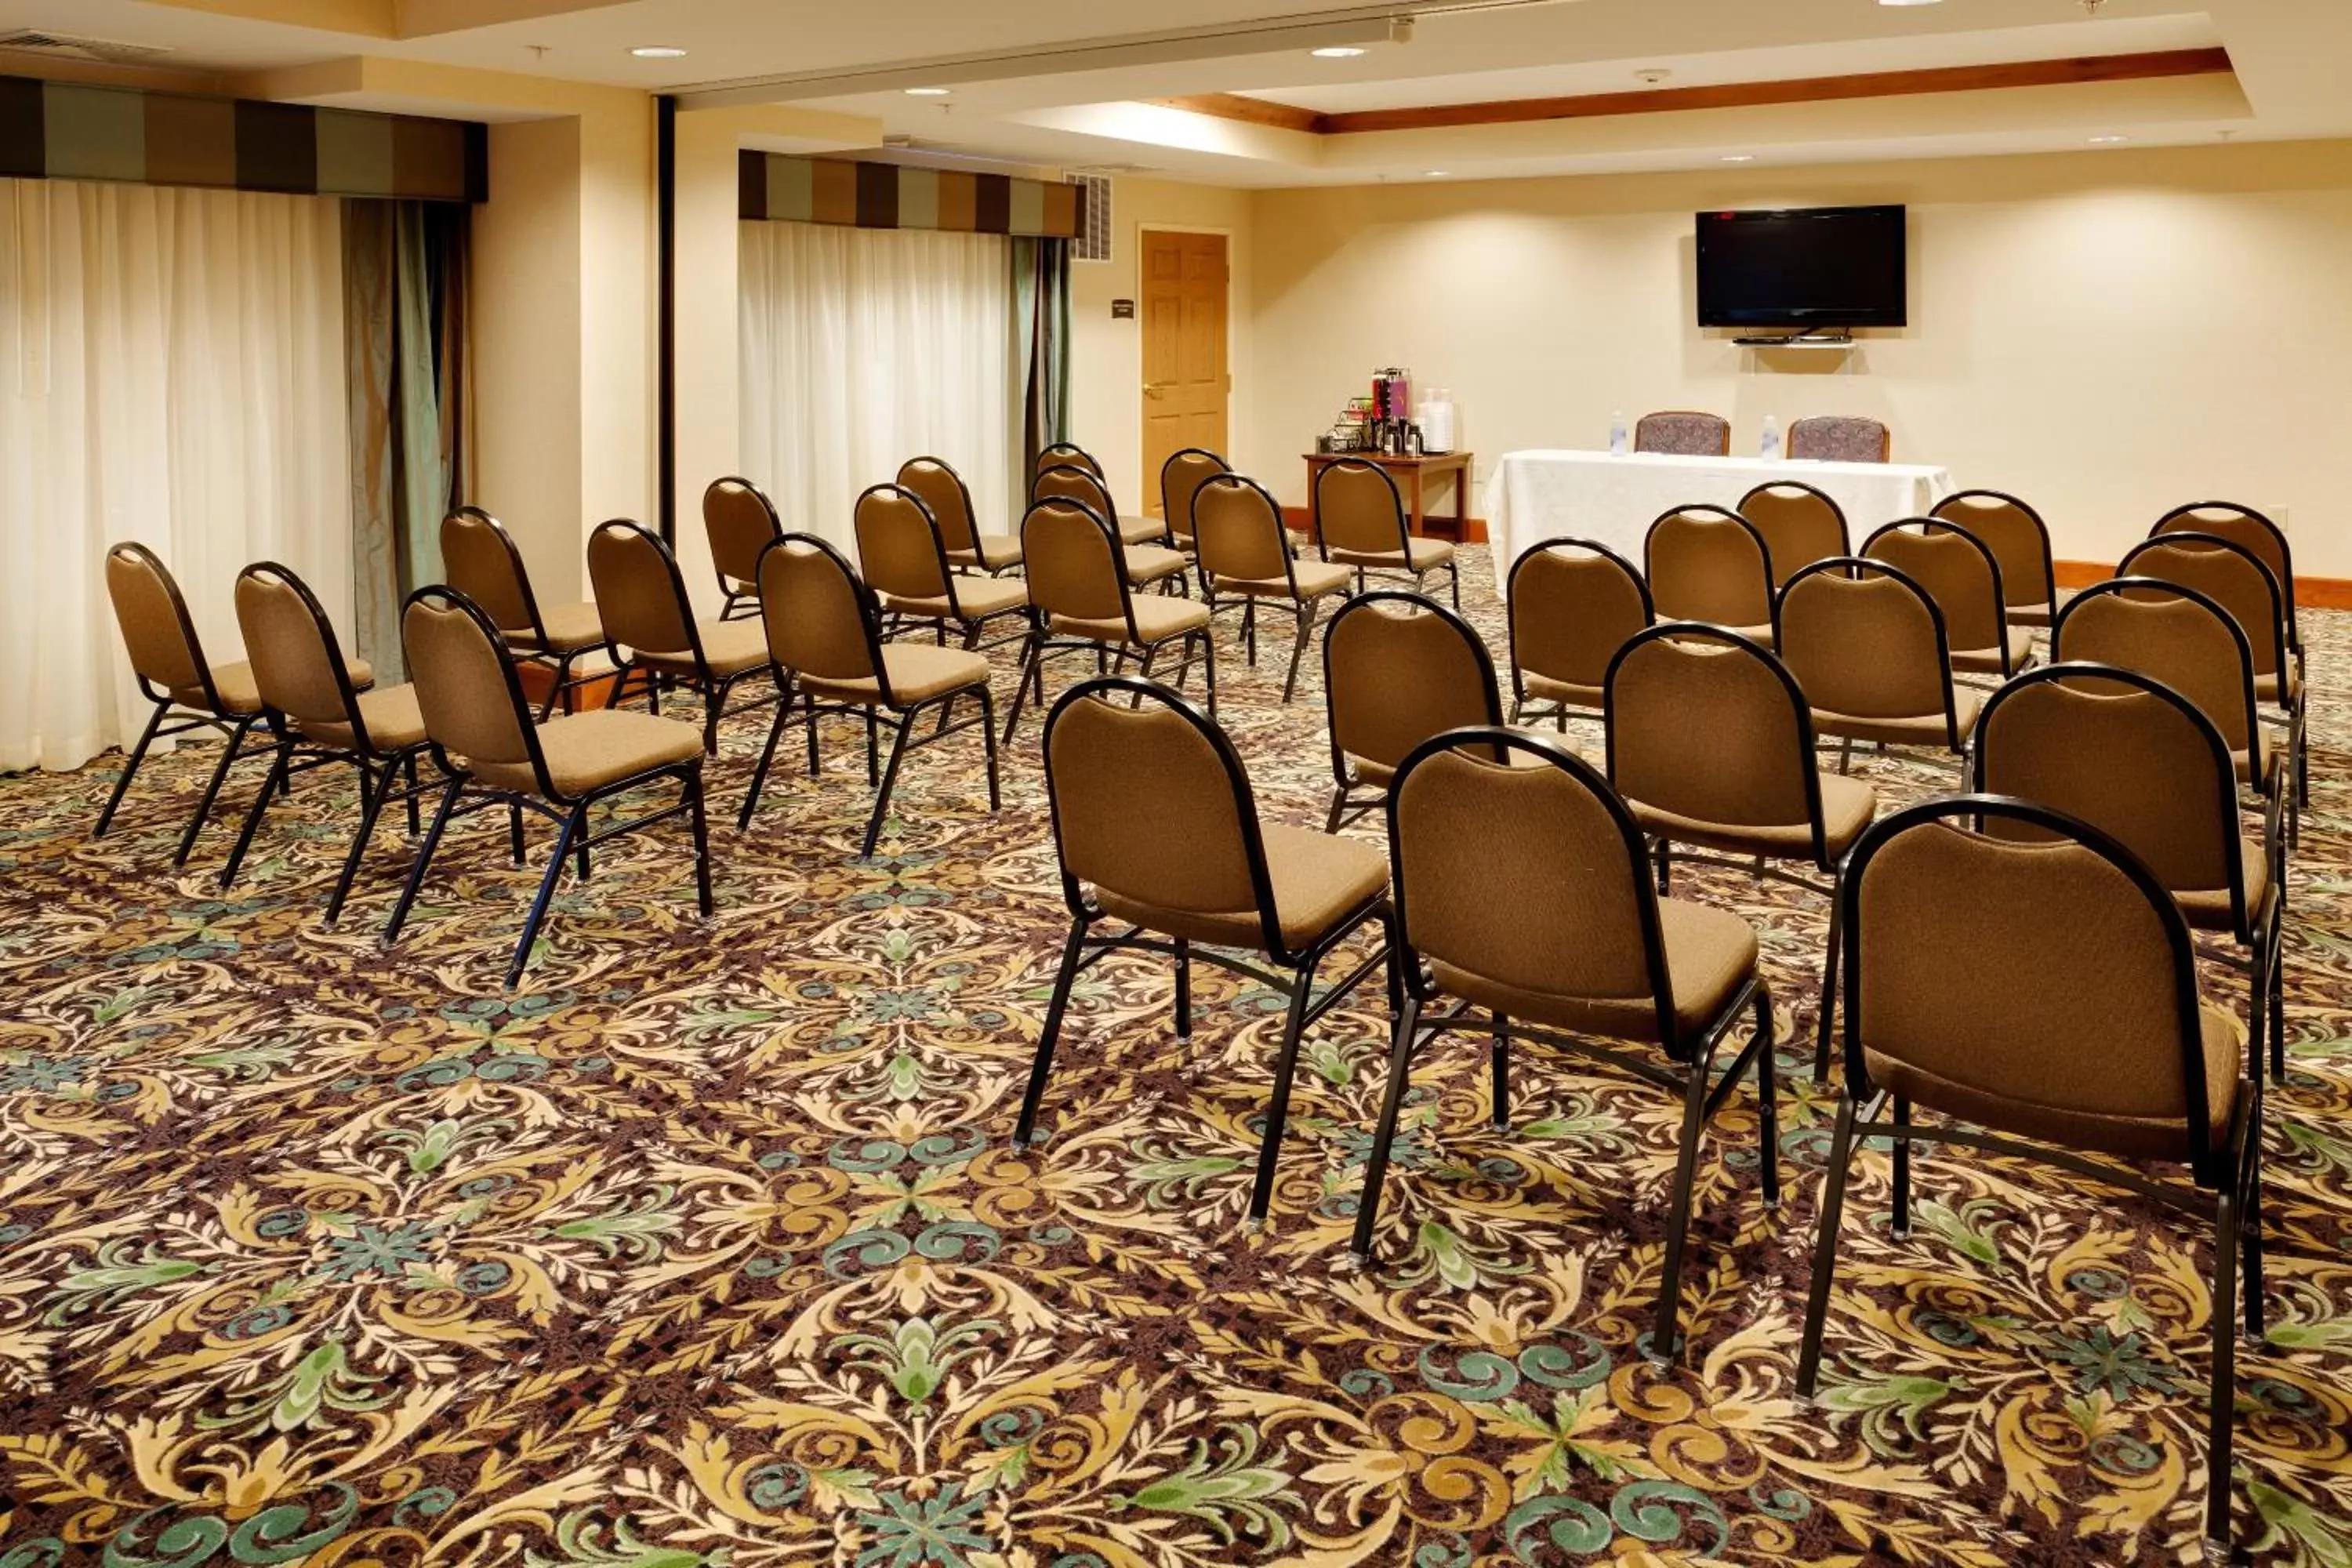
[[1739, 481, 1849, 590], [1312, 457, 1461, 608], [1861, 519, 2034, 681], [1035, 441, 1102, 481], [2122, 532, 2307, 838], [1644, 505, 1776, 644], [1605, 623, 1878, 1076], [1930, 489, 2056, 630], [739, 534, 1000, 857], [1033, 462, 1192, 593], [586, 519, 777, 755], [1797, 797, 2261, 1558], [853, 482, 1029, 655], [217, 563, 433, 925], [1504, 538, 1652, 732], [1194, 473, 1354, 704], [1974, 664, 2285, 1088], [1774, 557, 1979, 779], [702, 477, 784, 620], [1353, 728, 1776, 1363], [1159, 446, 1231, 575], [1634, 409, 1730, 456], [1321, 592, 1508, 832], [97, 543, 369, 862], [1004, 497, 1217, 739], [1015, 676, 1394, 1224], [897, 456, 1022, 576], [1787, 414, 1889, 463], [2154, 502, 2303, 698], [386, 586, 711, 988], [441, 508, 604, 720]]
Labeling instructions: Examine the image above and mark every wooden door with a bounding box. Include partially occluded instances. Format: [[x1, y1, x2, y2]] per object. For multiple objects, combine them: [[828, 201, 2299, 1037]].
[[1140, 230, 1229, 515]]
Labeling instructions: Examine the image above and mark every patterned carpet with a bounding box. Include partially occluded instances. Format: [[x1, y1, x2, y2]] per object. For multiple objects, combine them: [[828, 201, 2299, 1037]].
[[2, 545, 2349, 1568]]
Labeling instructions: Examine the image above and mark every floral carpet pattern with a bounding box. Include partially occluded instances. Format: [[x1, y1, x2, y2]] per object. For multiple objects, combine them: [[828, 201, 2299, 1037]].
[[2, 546, 2350, 1568]]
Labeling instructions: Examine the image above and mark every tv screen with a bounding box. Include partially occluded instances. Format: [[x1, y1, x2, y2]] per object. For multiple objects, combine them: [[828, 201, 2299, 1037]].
[[1696, 205, 1907, 329]]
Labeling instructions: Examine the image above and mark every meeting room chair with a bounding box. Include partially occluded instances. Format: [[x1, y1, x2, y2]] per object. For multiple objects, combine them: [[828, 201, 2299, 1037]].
[[1015, 676, 1394, 1225], [97, 542, 368, 864], [1633, 409, 1731, 457], [739, 533, 1000, 858], [1035, 441, 1102, 480], [1194, 473, 1354, 704], [1004, 497, 1217, 739], [1775, 558, 1978, 779], [1159, 446, 1230, 561], [1605, 622, 1877, 1077], [1320, 591, 1508, 832], [1643, 505, 1775, 644], [1352, 728, 1775, 1363], [1739, 481, 1849, 588], [2153, 503, 2302, 679], [586, 519, 778, 756], [1974, 663, 2285, 1088], [898, 456, 1022, 576], [441, 507, 604, 720], [386, 586, 710, 989], [853, 482, 1029, 656], [216, 563, 433, 926], [1033, 463, 1192, 595], [1787, 415, 1890, 463], [1929, 489, 2057, 630], [703, 477, 784, 620], [1504, 538, 1653, 732], [1797, 796, 2259, 1557], [1861, 519, 2033, 680], [1312, 457, 1462, 608]]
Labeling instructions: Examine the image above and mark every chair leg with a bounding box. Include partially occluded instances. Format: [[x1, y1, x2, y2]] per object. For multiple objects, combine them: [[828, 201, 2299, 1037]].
[[1014, 920, 1089, 1147], [1796, 1093, 1863, 1396], [1813, 894, 1844, 1081], [1201, 630, 1220, 720], [509, 806, 583, 989], [1652, 1027, 1726, 1364], [1243, 600, 1258, 666], [1249, 954, 1322, 1223], [1352, 994, 1423, 1258], [383, 775, 465, 946], [2206, 1174, 2241, 1556], [864, 709, 880, 785], [324, 759, 394, 927], [507, 802, 525, 865], [1889, 1097, 1912, 1240], [1448, 560, 1461, 612], [2248, 939, 2270, 1088], [1323, 786, 1348, 835], [739, 681, 797, 830], [976, 688, 1002, 812], [176, 715, 261, 866], [2242, 1132, 2266, 1342], [2270, 918, 2288, 1085], [1173, 938, 1192, 1040], [1753, 986, 1780, 1209], [1489, 1013, 1509, 1131], [685, 768, 713, 917], [1281, 600, 1319, 705], [217, 737, 292, 890], [1003, 629, 1044, 744], [861, 711, 913, 859], [95, 703, 169, 838]]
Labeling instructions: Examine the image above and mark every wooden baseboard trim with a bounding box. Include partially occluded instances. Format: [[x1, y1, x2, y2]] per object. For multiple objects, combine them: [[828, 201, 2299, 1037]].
[[2056, 558, 2352, 609], [1280, 505, 1490, 546]]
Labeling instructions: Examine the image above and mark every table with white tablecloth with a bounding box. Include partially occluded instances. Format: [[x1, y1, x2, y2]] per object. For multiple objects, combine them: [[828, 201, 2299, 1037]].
[[1482, 449, 1957, 598]]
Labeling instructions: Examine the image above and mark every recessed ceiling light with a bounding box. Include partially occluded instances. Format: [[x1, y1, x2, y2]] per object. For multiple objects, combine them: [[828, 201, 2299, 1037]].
[[1722, 154, 1755, 163], [2088, 134, 2130, 144], [1879, 0, 1944, 7], [630, 45, 688, 58], [1424, 169, 1448, 177], [1311, 45, 1367, 58], [905, 86, 952, 96]]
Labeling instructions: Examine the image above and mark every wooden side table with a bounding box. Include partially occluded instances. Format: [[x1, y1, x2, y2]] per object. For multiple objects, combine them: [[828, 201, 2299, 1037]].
[[1304, 451, 1475, 542]]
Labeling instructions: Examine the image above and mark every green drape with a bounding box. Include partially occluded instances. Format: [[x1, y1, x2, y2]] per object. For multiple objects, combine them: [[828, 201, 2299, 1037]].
[[1011, 236, 1073, 519]]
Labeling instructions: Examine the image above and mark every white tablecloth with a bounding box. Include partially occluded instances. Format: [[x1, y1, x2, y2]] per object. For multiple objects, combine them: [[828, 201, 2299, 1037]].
[[1483, 449, 1956, 598]]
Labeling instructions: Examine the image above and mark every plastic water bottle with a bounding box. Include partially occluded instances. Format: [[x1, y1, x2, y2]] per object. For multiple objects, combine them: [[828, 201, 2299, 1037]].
[[1760, 413, 1781, 461], [1609, 409, 1628, 456]]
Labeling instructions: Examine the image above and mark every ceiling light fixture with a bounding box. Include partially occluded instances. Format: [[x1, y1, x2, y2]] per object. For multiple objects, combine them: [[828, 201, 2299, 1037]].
[[1311, 45, 1366, 58], [1721, 154, 1755, 162], [1423, 169, 1448, 177], [1878, 0, 1944, 7], [904, 85, 951, 96], [2088, 134, 2129, 144], [630, 45, 688, 58]]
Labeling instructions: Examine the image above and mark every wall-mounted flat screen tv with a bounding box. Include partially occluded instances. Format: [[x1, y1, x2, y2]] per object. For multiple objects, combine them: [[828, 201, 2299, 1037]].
[[1696, 205, 1907, 328]]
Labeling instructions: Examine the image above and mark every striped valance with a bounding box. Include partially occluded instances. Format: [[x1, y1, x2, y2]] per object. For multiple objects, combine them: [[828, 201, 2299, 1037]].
[[739, 151, 1081, 238], [0, 75, 486, 203]]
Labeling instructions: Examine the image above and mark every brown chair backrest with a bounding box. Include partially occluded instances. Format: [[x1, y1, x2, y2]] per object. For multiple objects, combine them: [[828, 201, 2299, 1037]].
[[1644, 505, 1773, 629], [1606, 624, 1820, 840], [1160, 448, 1229, 545], [1863, 521, 2009, 659], [1775, 559, 1956, 736], [703, 477, 782, 590], [1634, 410, 1730, 457], [2118, 535, 2285, 684], [1739, 482, 1849, 587], [105, 543, 213, 706], [403, 586, 543, 784], [234, 563, 365, 739], [1033, 463, 1116, 521], [1315, 459, 1409, 559], [1324, 593, 1503, 779], [1930, 490, 2054, 615], [854, 483, 954, 604], [2053, 580, 2259, 753], [440, 508, 539, 637], [1194, 474, 1296, 586], [1841, 798, 2216, 1174], [1021, 499, 1131, 630], [895, 457, 980, 556], [1788, 415, 1889, 463], [2153, 502, 2293, 645], [587, 520, 698, 661], [1507, 539, 1653, 695], [1036, 442, 1102, 479], [757, 533, 883, 690]]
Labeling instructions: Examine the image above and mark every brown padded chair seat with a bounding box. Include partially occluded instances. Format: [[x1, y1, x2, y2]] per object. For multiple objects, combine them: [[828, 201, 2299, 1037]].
[[1524, 673, 1603, 710], [1050, 595, 1211, 647], [633, 617, 771, 678], [1091, 821, 1388, 951], [799, 644, 989, 706], [1119, 517, 1170, 546], [1867, 1002, 2242, 1163], [1628, 772, 1876, 859], [2233, 728, 2274, 786], [1812, 686, 1984, 748], [2174, 840, 2270, 932], [471, 708, 705, 800], [947, 534, 1022, 569], [308, 684, 429, 753], [507, 601, 605, 654], [881, 573, 1027, 622], [1352, 740, 1571, 790], [1329, 536, 1457, 571], [1432, 898, 1757, 1044], [184, 656, 374, 716], [2010, 600, 2054, 628], [1951, 626, 2036, 675], [1218, 559, 1353, 599], [1124, 544, 1192, 585], [2255, 667, 2301, 704]]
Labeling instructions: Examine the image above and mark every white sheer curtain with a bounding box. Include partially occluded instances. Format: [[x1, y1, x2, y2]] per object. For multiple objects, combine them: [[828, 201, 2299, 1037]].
[[0, 178, 349, 773], [739, 222, 1013, 556]]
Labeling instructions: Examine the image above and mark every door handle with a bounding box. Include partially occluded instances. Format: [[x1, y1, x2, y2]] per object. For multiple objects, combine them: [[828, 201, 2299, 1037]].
[[1144, 382, 1171, 398]]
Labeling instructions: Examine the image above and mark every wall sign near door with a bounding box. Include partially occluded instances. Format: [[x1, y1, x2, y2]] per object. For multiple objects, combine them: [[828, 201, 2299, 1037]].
[[1111, 299, 1136, 319]]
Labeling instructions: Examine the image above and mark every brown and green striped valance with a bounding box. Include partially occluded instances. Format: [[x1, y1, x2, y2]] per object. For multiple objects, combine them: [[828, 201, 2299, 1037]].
[[739, 151, 1081, 238], [0, 75, 486, 203]]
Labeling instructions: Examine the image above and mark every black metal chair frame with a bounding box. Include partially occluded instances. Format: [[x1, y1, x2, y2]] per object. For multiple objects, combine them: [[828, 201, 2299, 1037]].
[[383, 586, 713, 988], [1312, 458, 1463, 610], [858, 482, 1031, 660], [1642, 504, 1777, 630], [590, 518, 782, 755], [1861, 517, 2034, 684], [1354, 727, 1775, 1363], [1158, 445, 1231, 574], [215, 563, 436, 929], [1003, 499, 1218, 742], [2155, 500, 2303, 681], [1503, 536, 1653, 733], [705, 476, 782, 621], [739, 532, 1003, 858], [899, 456, 1018, 577], [1796, 793, 2261, 1558], [1196, 472, 1340, 706], [1036, 462, 1187, 589], [1737, 480, 1850, 585], [1930, 488, 2058, 631], [1773, 555, 1971, 777], [1014, 676, 1396, 1224], [445, 506, 601, 721], [1319, 590, 1503, 833]]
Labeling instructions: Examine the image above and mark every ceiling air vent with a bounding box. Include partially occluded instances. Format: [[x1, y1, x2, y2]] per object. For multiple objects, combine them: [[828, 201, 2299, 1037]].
[[0, 31, 177, 64], [1068, 172, 1112, 264]]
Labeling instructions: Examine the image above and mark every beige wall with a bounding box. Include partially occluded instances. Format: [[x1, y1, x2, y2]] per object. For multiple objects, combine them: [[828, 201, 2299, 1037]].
[[1249, 140, 2352, 575]]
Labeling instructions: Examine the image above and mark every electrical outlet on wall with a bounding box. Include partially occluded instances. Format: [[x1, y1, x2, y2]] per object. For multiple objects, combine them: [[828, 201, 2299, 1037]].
[[2266, 505, 2290, 534]]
